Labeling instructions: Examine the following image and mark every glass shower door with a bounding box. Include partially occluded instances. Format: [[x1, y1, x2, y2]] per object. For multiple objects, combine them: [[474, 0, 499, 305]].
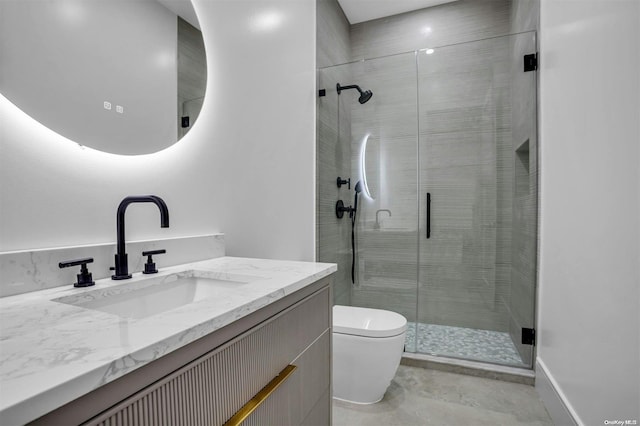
[[416, 32, 538, 367], [317, 53, 421, 352], [347, 52, 421, 353]]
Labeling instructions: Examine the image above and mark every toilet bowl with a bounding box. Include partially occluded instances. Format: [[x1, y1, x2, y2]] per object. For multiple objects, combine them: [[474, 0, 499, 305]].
[[332, 305, 407, 404]]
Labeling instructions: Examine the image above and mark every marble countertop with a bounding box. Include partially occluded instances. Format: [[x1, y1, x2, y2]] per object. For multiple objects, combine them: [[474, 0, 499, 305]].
[[0, 256, 336, 425]]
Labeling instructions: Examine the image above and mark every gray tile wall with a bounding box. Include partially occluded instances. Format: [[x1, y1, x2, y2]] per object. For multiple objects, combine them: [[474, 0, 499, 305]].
[[350, 0, 513, 61], [510, 0, 540, 34], [417, 35, 512, 332], [347, 0, 524, 335], [317, 0, 351, 68], [508, 0, 539, 366], [177, 17, 207, 139], [316, 0, 352, 306]]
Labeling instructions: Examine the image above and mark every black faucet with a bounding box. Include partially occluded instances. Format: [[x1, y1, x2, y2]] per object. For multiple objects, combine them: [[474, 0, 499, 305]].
[[112, 195, 169, 280]]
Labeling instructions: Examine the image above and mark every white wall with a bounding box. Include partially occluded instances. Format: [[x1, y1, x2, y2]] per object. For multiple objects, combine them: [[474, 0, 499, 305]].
[[538, 0, 640, 424], [0, 0, 316, 262]]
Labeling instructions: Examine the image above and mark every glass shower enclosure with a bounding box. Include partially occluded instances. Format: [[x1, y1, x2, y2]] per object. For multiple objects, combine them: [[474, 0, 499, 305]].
[[317, 32, 538, 368]]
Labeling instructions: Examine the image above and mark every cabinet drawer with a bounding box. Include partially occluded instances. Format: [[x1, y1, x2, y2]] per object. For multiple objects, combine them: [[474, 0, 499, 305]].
[[239, 329, 331, 426], [86, 286, 330, 426]]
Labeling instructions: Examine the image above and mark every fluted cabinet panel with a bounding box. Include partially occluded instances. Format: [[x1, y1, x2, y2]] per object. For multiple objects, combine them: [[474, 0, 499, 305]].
[[244, 331, 330, 426], [85, 288, 330, 426]]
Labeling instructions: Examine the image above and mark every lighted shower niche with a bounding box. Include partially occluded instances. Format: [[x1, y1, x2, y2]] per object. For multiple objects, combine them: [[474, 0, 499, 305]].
[[360, 134, 380, 201]]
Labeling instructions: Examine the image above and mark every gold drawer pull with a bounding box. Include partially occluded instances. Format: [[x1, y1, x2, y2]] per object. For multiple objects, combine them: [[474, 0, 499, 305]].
[[224, 364, 297, 426]]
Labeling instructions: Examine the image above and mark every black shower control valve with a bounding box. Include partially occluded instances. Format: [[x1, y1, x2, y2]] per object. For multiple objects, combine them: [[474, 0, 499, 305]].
[[337, 177, 351, 189], [336, 200, 354, 219], [142, 249, 166, 274], [59, 257, 95, 288]]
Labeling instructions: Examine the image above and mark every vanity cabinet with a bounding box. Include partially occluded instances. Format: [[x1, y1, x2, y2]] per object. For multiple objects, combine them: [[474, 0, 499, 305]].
[[30, 279, 331, 426]]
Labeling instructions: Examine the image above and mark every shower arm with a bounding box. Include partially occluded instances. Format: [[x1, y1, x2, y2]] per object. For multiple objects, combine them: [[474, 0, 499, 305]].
[[336, 84, 364, 95], [336, 83, 373, 104]]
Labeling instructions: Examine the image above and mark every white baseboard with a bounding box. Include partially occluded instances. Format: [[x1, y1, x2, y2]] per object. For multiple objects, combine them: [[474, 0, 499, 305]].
[[535, 358, 582, 426]]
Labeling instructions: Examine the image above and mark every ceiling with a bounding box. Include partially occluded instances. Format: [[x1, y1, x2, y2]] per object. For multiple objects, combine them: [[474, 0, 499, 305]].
[[337, 0, 457, 24], [156, 0, 200, 29]]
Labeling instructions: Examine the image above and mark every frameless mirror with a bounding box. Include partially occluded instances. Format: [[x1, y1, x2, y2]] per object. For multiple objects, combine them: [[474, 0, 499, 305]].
[[361, 134, 380, 200], [0, 0, 207, 155]]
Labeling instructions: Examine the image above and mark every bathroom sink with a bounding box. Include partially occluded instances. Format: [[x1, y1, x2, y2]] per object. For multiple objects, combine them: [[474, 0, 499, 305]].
[[53, 270, 257, 319]]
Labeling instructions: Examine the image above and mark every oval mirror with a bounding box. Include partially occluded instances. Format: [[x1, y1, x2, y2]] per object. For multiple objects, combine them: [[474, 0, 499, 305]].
[[0, 0, 207, 155]]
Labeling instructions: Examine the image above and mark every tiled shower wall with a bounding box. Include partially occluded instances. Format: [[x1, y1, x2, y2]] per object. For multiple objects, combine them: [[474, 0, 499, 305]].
[[348, 0, 518, 333], [415, 35, 513, 332], [508, 0, 540, 366], [177, 17, 207, 140], [316, 0, 352, 305]]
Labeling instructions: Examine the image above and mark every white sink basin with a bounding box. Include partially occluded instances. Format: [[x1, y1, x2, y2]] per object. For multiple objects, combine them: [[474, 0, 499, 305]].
[[53, 270, 259, 319]]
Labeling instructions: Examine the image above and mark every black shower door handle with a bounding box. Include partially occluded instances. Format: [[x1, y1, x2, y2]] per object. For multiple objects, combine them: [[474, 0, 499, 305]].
[[426, 192, 431, 239]]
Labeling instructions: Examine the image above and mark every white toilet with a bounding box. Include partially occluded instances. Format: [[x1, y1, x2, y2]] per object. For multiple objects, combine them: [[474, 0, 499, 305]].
[[332, 305, 407, 404]]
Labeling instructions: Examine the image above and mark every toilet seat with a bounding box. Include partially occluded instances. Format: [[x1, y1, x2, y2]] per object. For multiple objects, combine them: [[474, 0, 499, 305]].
[[333, 305, 407, 338]]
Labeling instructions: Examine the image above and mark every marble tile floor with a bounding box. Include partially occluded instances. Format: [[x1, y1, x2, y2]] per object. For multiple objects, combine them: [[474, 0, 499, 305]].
[[405, 322, 528, 368], [333, 365, 553, 426]]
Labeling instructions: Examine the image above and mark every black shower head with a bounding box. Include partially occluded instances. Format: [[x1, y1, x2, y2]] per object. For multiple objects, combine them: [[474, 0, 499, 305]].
[[354, 180, 363, 194], [358, 90, 373, 104], [336, 83, 373, 104]]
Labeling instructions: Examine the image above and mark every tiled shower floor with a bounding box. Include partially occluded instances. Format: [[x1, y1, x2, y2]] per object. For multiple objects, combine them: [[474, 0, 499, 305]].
[[405, 322, 528, 367]]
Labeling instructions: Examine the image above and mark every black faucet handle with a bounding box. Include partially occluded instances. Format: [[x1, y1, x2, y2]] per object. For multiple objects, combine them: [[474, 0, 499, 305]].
[[59, 257, 95, 288], [142, 249, 166, 257], [337, 177, 351, 189], [59, 257, 94, 268], [142, 249, 166, 274]]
